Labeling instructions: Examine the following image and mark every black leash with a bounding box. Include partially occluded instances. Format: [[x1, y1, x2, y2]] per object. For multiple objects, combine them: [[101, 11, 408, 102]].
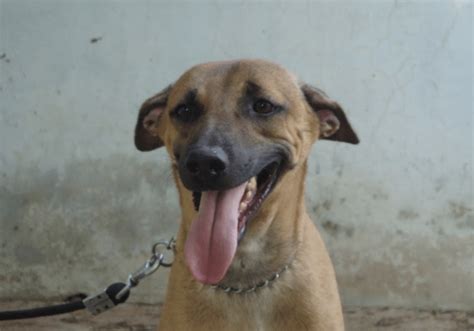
[[0, 238, 175, 321], [0, 283, 129, 321], [0, 300, 85, 321]]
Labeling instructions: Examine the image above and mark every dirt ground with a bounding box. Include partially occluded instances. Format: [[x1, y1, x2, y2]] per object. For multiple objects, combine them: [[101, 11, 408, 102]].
[[0, 301, 473, 331]]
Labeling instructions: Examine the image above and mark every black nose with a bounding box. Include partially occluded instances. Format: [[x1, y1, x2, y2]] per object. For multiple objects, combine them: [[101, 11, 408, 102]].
[[185, 146, 228, 178]]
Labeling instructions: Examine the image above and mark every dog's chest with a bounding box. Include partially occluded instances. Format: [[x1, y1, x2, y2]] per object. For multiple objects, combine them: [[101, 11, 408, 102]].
[[195, 288, 294, 331]]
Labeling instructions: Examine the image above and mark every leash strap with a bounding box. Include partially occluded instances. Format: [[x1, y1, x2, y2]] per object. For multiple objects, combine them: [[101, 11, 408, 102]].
[[0, 301, 85, 321], [0, 282, 128, 321], [0, 237, 175, 321]]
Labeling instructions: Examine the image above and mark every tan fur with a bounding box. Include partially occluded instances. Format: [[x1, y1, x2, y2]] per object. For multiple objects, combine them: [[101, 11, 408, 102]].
[[135, 60, 358, 330]]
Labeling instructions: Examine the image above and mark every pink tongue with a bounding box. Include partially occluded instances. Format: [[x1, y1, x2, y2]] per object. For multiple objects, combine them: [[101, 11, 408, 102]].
[[184, 182, 247, 284]]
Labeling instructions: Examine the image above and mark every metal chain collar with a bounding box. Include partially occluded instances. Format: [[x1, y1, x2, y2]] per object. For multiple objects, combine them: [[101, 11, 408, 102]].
[[210, 264, 290, 294]]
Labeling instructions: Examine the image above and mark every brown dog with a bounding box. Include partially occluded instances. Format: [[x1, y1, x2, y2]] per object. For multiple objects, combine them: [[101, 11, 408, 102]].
[[134, 59, 358, 331]]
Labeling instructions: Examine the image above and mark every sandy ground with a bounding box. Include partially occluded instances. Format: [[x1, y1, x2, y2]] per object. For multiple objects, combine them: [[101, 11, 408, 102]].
[[0, 301, 473, 331]]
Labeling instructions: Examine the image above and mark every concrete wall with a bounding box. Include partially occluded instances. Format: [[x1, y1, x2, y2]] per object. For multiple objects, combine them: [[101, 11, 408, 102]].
[[0, 0, 472, 310]]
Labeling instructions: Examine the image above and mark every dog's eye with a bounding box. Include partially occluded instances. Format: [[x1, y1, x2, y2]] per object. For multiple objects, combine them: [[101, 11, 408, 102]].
[[172, 104, 199, 123], [253, 99, 275, 114]]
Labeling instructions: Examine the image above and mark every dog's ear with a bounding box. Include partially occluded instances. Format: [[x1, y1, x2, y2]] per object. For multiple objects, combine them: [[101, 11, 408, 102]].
[[135, 85, 172, 151], [301, 84, 359, 144]]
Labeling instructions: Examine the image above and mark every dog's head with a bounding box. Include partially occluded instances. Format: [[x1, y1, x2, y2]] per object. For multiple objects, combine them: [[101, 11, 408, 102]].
[[134, 60, 358, 284]]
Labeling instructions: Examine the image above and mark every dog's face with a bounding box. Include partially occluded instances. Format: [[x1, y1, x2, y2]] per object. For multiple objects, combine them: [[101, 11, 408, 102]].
[[135, 60, 358, 284]]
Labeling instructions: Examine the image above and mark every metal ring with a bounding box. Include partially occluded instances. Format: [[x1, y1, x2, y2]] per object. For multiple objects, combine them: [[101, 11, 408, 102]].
[[153, 240, 174, 267], [152, 241, 170, 254]]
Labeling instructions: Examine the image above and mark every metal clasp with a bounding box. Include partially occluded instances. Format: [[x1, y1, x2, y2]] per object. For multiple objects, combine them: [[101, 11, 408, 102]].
[[116, 237, 175, 300]]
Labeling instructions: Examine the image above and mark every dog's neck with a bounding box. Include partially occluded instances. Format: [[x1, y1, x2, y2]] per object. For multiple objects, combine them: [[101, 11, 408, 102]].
[[175, 162, 308, 289]]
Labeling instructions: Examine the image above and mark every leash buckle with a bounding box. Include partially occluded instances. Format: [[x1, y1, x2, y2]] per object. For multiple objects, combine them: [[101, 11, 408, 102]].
[[83, 291, 116, 315]]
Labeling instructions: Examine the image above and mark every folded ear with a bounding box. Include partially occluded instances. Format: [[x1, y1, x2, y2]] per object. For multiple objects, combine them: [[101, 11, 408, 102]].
[[134, 85, 172, 151], [301, 84, 359, 144]]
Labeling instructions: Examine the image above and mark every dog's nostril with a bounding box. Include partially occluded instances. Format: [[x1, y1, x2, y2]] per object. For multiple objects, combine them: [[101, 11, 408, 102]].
[[187, 160, 200, 174], [209, 159, 226, 175]]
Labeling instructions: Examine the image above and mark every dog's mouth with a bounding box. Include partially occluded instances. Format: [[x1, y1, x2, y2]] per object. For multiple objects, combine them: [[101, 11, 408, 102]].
[[184, 161, 283, 284], [192, 161, 282, 239]]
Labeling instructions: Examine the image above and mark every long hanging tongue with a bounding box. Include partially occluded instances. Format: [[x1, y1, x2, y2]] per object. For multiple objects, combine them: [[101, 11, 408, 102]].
[[184, 182, 247, 284]]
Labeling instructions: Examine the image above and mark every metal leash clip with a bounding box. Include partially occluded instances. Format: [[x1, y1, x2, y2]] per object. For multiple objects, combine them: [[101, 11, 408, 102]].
[[116, 237, 176, 300]]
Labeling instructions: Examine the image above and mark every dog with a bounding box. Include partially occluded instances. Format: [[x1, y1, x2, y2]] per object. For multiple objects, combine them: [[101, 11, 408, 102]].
[[134, 59, 359, 330]]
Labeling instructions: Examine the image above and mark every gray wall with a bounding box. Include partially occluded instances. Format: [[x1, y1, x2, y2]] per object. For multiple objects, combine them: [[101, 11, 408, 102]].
[[0, 0, 472, 310]]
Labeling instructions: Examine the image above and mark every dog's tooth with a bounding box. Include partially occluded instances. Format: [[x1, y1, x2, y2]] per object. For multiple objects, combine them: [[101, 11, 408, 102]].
[[246, 180, 252, 190], [245, 190, 253, 200], [247, 177, 257, 192], [250, 177, 257, 187]]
